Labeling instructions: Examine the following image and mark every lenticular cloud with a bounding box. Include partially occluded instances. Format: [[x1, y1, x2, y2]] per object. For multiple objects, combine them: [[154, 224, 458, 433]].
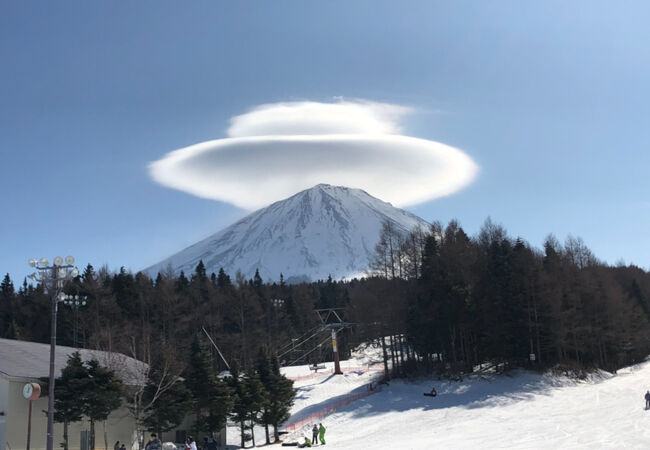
[[149, 100, 478, 210]]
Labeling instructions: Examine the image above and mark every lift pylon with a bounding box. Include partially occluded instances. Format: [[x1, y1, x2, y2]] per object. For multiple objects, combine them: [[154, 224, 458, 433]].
[[315, 308, 351, 375]]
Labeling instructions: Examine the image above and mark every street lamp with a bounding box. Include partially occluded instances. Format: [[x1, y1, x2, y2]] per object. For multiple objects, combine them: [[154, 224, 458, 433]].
[[27, 256, 78, 450], [60, 293, 88, 348]]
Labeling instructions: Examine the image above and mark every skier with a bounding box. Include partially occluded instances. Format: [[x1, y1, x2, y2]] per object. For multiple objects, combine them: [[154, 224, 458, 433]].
[[312, 424, 319, 445], [645, 390, 650, 409], [318, 423, 326, 445]]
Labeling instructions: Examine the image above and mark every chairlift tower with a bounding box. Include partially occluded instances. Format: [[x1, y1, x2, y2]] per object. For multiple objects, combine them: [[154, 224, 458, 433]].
[[315, 308, 351, 375]]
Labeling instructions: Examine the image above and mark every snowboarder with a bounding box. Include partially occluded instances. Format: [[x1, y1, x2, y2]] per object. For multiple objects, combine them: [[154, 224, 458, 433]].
[[312, 424, 319, 445], [645, 391, 650, 409], [318, 423, 326, 445], [424, 387, 437, 397], [298, 437, 312, 448]]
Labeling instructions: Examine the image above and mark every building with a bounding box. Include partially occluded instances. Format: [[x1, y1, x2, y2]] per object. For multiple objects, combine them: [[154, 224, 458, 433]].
[[0, 338, 144, 450]]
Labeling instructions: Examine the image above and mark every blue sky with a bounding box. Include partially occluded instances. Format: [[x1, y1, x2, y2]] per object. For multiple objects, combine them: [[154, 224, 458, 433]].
[[1, 1, 649, 282]]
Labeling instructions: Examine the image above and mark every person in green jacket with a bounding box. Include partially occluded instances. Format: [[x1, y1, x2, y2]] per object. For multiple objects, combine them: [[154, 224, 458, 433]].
[[318, 423, 326, 445]]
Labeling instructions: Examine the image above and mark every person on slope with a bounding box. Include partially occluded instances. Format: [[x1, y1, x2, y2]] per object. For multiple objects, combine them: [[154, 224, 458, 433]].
[[645, 390, 650, 409], [145, 434, 161, 450], [298, 436, 312, 448], [312, 424, 319, 445], [318, 423, 326, 445]]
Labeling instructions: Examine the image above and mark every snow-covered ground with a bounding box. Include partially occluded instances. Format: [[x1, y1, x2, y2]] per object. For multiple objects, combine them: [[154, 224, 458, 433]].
[[227, 346, 384, 447], [231, 348, 650, 449]]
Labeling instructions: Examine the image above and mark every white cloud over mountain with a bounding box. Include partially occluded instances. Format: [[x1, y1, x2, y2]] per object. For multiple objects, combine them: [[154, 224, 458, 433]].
[[149, 100, 478, 210]]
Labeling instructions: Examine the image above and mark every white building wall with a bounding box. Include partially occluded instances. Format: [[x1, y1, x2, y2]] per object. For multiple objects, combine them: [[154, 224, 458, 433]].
[[5, 379, 136, 450], [0, 376, 9, 450]]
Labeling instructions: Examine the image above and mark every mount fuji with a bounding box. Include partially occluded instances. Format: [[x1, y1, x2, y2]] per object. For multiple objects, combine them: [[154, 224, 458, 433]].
[[145, 184, 430, 282]]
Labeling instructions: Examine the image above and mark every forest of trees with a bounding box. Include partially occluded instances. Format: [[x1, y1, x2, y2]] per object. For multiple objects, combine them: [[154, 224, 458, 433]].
[[1, 217, 650, 429]]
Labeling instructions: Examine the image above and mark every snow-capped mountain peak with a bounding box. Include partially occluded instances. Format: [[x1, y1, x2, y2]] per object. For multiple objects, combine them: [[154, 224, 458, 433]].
[[145, 184, 429, 282]]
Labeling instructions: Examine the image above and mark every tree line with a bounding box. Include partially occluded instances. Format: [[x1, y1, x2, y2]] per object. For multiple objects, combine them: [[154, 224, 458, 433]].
[[1, 216, 650, 430], [359, 218, 650, 376]]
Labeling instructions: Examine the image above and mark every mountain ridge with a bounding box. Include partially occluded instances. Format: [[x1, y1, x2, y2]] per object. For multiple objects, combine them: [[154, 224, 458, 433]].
[[145, 184, 430, 282]]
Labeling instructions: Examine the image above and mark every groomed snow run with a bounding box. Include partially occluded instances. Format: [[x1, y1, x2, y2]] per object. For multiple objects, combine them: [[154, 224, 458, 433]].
[[304, 363, 650, 449], [232, 350, 650, 448]]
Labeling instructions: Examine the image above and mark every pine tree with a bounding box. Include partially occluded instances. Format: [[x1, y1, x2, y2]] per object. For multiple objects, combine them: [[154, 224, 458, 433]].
[[253, 269, 263, 291], [141, 375, 191, 434], [268, 357, 295, 441], [229, 364, 250, 448], [84, 359, 124, 450], [243, 372, 265, 447], [185, 335, 215, 437], [255, 349, 273, 444], [0, 273, 15, 336], [193, 260, 207, 282], [0, 273, 14, 298], [217, 268, 232, 289], [184, 336, 233, 437], [202, 376, 233, 438], [54, 352, 87, 450]]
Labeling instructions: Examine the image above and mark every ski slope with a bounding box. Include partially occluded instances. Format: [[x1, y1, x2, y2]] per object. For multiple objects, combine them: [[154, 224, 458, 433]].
[[227, 349, 384, 447], [296, 363, 650, 449], [232, 349, 650, 448]]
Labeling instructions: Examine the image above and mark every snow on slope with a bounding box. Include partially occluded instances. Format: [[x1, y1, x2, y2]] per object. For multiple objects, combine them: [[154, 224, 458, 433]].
[[229, 350, 650, 449], [301, 363, 650, 450], [227, 350, 383, 447], [146, 184, 429, 282]]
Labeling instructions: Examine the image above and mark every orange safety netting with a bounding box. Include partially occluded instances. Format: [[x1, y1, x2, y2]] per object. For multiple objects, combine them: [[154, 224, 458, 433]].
[[282, 382, 384, 433]]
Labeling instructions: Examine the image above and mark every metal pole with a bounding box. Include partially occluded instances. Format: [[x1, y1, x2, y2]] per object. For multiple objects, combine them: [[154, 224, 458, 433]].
[[46, 288, 58, 450], [26, 400, 33, 450], [73, 306, 78, 347], [332, 329, 342, 375]]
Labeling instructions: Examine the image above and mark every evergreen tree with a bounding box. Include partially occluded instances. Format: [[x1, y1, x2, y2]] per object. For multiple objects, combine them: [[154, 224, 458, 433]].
[[0, 273, 14, 298], [229, 364, 250, 448], [217, 268, 232, 289], [84, 360, 124, 450], [267, 357, 295, 441], [243, 372, 265, 447], [141, 376, 192, 434], [255, 349, 273, 444], [54, 352, 87, 450], [193, 260, 207, 281], [185, 335, 233, 437]]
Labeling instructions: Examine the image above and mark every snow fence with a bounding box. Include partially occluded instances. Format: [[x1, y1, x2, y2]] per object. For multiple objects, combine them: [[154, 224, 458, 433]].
[[282, 382, 383, 433]]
